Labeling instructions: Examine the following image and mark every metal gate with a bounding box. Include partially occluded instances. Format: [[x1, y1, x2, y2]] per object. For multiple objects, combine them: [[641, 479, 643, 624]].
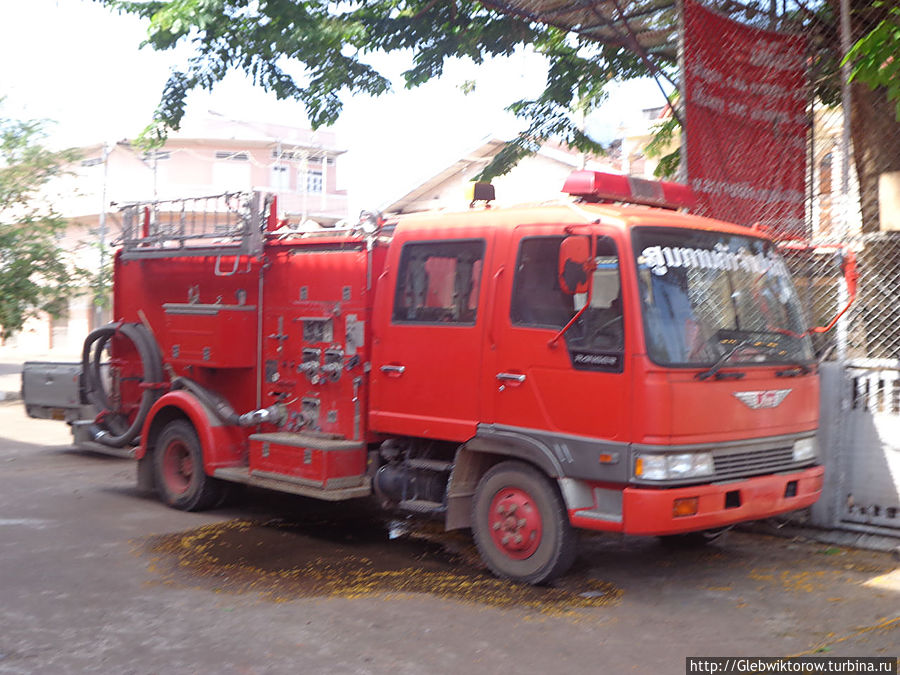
[[813, 361, 900, 537], [839, 361, 900, 533]]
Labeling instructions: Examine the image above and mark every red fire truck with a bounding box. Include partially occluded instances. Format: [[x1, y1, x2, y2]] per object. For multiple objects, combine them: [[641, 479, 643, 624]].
[[23, 171, 855, 583]]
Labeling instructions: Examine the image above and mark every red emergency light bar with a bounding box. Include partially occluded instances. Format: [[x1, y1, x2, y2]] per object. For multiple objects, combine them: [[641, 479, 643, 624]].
[[563, 170, 697, 211]]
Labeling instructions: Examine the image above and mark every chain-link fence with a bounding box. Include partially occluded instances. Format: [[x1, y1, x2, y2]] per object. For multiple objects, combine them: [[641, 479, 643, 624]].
[[795, 1, 900, 363], [490, 0, 900, 361], [681, 0, 900, 363], [486, 0, 900, 535], [796, 232, 900, 362]]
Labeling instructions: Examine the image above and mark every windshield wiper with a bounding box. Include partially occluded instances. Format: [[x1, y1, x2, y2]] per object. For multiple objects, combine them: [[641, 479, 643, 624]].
[[695, 339, 755, 381], [697, 337, 811, 381]]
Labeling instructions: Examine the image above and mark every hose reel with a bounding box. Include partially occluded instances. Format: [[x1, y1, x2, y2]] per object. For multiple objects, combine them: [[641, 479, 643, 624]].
[[81, 322, 165, 448]]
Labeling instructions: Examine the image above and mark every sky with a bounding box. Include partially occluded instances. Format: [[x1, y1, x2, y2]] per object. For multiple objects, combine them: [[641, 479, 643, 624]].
[[0, 0, 666, 213]]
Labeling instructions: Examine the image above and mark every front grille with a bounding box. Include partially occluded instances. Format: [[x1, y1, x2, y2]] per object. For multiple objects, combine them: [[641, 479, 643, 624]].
[[713, 445, 798, 480]]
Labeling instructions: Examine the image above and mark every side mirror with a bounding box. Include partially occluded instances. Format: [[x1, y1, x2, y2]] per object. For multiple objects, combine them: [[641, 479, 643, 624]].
[[558, 235, 592, 294]]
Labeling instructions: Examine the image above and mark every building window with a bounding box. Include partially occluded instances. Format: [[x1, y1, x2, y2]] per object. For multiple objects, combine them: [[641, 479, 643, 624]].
[[271, 150, 335, 165], [270, 165, 290, 191], [302, 169, 323, 194], [392, 240, 485, 324], [213, 150, 252, 189], [215, 151, 249, 161], [142, 150, 171, 161]]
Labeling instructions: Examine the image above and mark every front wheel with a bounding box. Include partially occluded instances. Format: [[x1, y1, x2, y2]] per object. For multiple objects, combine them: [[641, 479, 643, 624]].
[[472, 461, 576, 584], [153, 419, 223, 512]]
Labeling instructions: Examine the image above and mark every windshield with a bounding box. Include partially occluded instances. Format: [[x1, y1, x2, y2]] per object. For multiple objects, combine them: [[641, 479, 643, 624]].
[[633, 227, 813, 367]]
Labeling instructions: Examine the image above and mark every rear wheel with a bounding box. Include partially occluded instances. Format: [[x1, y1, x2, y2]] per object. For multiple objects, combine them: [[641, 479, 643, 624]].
[[153, 419, 223, 512], [472, 461, 576, 584]]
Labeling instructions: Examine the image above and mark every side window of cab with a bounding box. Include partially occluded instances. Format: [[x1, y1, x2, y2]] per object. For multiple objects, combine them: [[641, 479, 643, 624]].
[[392, 239, 485, 324], [510, 235, 624, 369]]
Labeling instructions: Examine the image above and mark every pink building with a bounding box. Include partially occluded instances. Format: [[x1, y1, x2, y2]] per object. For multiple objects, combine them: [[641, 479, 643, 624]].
[[5, 116, 348, 356]]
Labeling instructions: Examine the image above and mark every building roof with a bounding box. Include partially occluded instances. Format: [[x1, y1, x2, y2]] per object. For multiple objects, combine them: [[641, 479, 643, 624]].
[[383, 136, 617, 215], [72, 115, 346, 157]]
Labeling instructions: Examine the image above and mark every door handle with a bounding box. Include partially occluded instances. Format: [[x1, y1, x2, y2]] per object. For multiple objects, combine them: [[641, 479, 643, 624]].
[[496, 372, 526, 383], [380, 364, 406, 377]]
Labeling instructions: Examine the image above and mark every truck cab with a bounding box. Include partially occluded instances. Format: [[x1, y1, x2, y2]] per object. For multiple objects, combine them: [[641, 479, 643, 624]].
[[366, 180, 822, 582]]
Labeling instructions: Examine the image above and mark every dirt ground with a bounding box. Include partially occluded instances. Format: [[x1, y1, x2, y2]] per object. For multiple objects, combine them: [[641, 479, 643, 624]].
[[1, 400, 897, 674]]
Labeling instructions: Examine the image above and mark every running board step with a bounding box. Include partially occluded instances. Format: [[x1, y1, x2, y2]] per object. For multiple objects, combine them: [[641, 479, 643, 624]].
[[397, 499, 446, 515], [214, 467, 371, 502], [405, 458, 453, 472]]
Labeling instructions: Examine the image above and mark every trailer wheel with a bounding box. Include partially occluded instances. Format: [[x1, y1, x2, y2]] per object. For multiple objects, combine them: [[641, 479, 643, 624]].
[[472, 461, 576, 584], [154, 420, 223, 512]]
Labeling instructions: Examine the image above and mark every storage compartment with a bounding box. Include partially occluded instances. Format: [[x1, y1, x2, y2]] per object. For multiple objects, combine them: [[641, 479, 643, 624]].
[[249, 432, 366, 488], [162, 303, 257, 368]]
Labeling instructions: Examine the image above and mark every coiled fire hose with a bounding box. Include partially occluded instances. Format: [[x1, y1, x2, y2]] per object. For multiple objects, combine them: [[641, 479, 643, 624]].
[[81, 322, 164, 448]]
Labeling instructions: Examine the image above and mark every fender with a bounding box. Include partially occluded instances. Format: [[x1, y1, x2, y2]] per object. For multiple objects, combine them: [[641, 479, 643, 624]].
[[465, 424, 565, 478], [138, 390, 247, 474], [444, 430, 564, 531]]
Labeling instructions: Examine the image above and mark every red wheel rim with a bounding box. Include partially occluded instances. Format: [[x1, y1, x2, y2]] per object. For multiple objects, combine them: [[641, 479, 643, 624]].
[[487, 487, 542, 560], [161, 439, 193, 495]]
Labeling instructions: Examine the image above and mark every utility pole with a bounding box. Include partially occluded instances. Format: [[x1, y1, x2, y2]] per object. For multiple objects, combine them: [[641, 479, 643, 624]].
[[836, 0, 852, 362]]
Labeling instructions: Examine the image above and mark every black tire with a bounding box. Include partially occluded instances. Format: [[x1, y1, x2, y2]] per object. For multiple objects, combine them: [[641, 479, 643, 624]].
[[153, 420, 223, 512], [472, 460, 576, 584]]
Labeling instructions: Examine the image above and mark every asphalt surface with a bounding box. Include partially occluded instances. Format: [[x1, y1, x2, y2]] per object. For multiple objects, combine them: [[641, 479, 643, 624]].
[[1, 400, 898, 674]]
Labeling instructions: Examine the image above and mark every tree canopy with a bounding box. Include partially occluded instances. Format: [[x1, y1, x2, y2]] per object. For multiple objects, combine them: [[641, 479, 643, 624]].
[[101, 0, 900, 225], [100, 0, 649, 178], [844, 1, 900, 120], [0, 106, 82, 341]]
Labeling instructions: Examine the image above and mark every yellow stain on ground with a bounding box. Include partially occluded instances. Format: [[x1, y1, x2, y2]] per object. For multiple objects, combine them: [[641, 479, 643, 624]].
[[140, 520, 624, 616]]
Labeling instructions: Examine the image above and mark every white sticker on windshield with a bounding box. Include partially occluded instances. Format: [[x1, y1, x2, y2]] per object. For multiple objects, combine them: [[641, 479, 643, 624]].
[[640, 243, 789, 278]]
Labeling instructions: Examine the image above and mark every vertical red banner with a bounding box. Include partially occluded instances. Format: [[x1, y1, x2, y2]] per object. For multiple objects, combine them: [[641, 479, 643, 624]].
[[683, 0, 808, 235]]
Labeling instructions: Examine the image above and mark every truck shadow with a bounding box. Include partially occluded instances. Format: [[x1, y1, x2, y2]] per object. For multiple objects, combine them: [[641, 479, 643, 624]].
[[137, 490, 624, 613], [130, 484, 898, 616]]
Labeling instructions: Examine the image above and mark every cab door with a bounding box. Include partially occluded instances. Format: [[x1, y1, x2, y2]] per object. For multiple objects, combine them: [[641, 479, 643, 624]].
[[484, 226, 630, 442], [370, 234, 492, 442]]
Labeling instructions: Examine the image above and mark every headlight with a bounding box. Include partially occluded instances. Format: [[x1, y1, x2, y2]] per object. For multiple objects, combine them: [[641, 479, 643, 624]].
[[636, 455, 668, 480], [792, 437, 817, 462], [635, 452, 715, 480]]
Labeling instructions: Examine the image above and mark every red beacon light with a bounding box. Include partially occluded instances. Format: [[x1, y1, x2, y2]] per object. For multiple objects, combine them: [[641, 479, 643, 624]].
[[563, 170, 697, 212]]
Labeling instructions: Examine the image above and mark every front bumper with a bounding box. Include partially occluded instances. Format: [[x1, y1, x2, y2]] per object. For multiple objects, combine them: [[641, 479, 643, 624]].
[[568, 465, 824, 535]]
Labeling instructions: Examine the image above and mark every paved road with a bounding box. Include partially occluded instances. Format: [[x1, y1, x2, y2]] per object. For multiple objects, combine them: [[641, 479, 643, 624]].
[[1, 401, 898, 674]]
